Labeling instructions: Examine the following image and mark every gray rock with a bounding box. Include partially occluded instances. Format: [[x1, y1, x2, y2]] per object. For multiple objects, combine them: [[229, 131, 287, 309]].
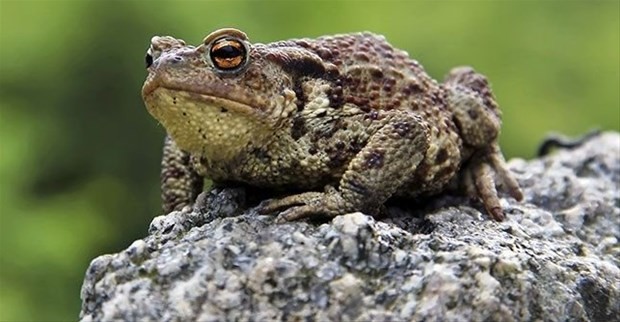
[[80, 132, 620, 322]]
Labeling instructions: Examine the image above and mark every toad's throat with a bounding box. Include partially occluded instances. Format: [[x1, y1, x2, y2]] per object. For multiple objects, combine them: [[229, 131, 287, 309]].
[[144, 88, 271, 160]]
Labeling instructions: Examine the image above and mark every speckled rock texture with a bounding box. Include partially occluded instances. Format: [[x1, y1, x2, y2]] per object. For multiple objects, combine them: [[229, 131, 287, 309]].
[[80, 132, 619, 322]]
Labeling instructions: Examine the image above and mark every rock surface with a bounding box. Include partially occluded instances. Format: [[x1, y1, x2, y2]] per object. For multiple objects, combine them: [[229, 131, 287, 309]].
[[80, 132, 620, 322]]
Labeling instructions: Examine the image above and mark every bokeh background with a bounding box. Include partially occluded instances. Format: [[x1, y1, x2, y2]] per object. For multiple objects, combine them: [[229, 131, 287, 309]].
[[0, 0, 618, 320]]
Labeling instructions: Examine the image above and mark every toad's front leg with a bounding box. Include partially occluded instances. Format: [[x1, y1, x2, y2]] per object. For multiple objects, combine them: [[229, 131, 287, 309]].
[[161, 136, 204, 213], [259, 112, 431, 221]]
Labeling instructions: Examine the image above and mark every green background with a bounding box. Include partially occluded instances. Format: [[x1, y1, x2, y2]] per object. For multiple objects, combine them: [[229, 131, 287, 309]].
[[1, 0, 618, 320]]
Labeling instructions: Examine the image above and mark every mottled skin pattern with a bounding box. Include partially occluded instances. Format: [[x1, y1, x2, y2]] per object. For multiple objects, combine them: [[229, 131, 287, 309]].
[[142, 28, 523, 221]]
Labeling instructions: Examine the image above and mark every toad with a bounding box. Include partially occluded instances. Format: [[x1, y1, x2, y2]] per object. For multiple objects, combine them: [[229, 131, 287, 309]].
[[142, 28, 523, 221]]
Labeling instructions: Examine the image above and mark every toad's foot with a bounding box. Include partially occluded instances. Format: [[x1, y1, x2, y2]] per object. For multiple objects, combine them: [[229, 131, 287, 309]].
[[259, 186, 391, 222], [258, 186, 347, 222], [461, 145, 523, 221]]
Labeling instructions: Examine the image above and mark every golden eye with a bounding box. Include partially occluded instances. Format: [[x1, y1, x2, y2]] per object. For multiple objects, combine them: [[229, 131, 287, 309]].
[[210, 38, 247, 70]]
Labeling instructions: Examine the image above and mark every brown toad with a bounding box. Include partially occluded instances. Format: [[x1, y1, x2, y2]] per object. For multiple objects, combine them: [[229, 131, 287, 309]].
[[142, 28, 523, 221]]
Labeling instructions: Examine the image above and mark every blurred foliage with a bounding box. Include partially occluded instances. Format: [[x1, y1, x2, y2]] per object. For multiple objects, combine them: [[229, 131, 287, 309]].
[[0, 0, 618, 320]]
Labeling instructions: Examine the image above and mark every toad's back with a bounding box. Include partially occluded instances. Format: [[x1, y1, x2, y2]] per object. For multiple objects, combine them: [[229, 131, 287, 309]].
[[271, 32, 452, 118], [277, 32, 465, 195]]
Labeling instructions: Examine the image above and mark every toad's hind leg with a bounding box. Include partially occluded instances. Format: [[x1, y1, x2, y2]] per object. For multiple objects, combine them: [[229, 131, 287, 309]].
[[444, 67, 523, 220], [259, 112, 430, 221], [161, 136, 204, 213]]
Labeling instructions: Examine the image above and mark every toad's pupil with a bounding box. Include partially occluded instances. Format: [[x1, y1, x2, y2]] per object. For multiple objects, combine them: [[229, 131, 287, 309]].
[[213, 45, 242, 58]]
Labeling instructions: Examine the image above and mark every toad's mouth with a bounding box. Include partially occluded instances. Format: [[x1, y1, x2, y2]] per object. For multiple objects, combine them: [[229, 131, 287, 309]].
[[143, 87, 272, 159], [143, 85, 261, 116], [141, 75, 271, 114]]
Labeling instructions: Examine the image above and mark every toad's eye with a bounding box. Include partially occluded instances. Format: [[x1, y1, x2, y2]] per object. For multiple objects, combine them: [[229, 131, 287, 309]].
[[145, 53, 154, 68], [209, 38, 247, 71]]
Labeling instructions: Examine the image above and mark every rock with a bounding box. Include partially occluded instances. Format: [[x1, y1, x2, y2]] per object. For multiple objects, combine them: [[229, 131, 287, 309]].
[[79, 132, 620, 322]]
